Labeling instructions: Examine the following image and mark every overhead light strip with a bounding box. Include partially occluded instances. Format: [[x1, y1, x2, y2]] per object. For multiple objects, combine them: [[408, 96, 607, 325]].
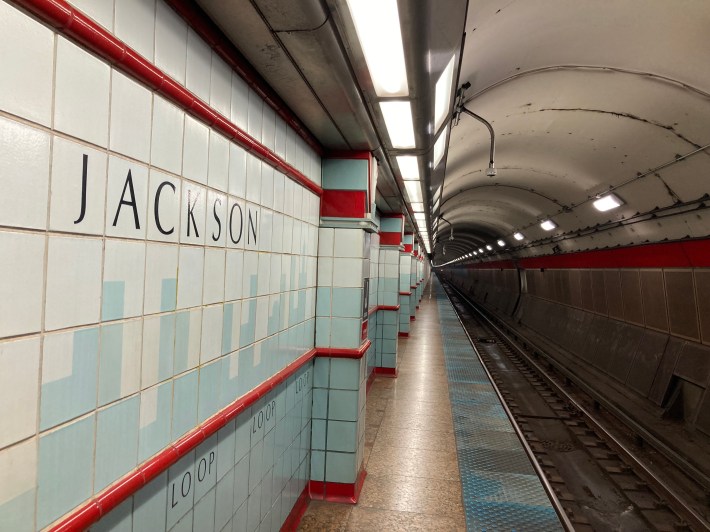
[[433, 125, 448, 167], [380, 101, 416, 149], [434, 54, 456, 130]]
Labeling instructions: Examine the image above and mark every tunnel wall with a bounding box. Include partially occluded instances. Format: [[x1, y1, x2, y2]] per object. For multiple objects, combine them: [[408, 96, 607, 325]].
[[0, 1, 322, 531], [443, 241, 710, 438]]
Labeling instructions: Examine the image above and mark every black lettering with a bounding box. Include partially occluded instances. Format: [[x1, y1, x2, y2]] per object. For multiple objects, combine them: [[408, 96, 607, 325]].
[[258, 410, 264, 428], [186, 189, 200, 237], [266, 403, 272, 420], [171, 483, 178, 508], [247, 209, 257, 245], [252, 416, 257, 434], [154, 181, 176, 235], [212, 198, 222, 241], [198, 458, 207, 482], [74, 154, 88, 224], [112, 169, 140, 229], [181, 471, 191, 497], [208, 451, 215, 473], [229, 203, 243, 244]]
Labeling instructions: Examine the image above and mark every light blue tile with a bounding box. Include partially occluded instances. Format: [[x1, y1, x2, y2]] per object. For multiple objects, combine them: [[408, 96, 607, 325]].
[[328, 389, 358, 422], [263, 428, 275, 476], [102, 280, 125, 321], [267, 296, 281, 337], [233, 456, 250, 510], [382, 339, 397, 355], [98, 322, 123, 406], [331, 287, 362, 319], [379, 217, 402, 233], [139, 381, 172, 462], [326, 420, 357, 453], [193, 488, 216, 532], [159, 314, 176, 380], [313, 358, 329, 388], [169, 509, 193, 532], [310, 450, 325, 481], [221, 351, 240, 409], [238, 346, 256, 394], [95, 396, 140, 492], [0, 486, 34, 532], [324, 451, 356, 484], [321, 159, 368, 191], [312, 388, 327, 420], [315, 287, 331, 318], [172, 370, 198, 439], [133, 472, 168, 532], [167, 452, 195, 530], [198, 360, 222, 423], [240, 299, 257, 348], [194, 434, 218, 503], [381, 353, 396, 368], [311, 419, 326, 450], [249, 439, 264, 494], [161, 278, 177, 312], [40, 328, 99, 431], [215, 470, 235, 531], [233, 501, 247, 532], [329, 358, 360, 390], [37, 415, 95, 529], [234, 411, 252, 464], [222, 303, 234, 356], [329, 318, 360, 349], [92, 497, 132, 532], [216, 421, 236, 481], [173, 311, 191, 373]]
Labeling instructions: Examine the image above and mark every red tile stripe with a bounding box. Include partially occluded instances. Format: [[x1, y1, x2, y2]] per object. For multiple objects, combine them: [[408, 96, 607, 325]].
[[368, 304, 400, 316], [315, 339, 371, 359], [308, 468, 367, 504], [279, 485, 310, 532], [11, 0, 323, 198], [379, 232, 402, 246], [320, 190, 367, 218]]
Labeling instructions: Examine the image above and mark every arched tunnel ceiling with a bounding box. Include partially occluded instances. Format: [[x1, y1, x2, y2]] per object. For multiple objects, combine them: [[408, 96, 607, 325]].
[[436, 0, 710, 261]]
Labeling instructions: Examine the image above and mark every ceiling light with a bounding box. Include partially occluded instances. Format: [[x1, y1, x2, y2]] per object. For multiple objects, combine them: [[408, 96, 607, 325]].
[[411, 202, 424, 212], [478, 248, 484, 253], [593, 193, 624, 212], [434, 54, 456, 130], [486, 244, 493, 251], [540, 219, 557, 231], [513, 232, 524, 241], [396, 155, 419, 180], [497, 239, 505, 247], [473, 251, 478, 255], [346, 0, 408, 97], [433, 125, 448, 167], [405, 180, 422, 203], [380, 101, 416, 149]]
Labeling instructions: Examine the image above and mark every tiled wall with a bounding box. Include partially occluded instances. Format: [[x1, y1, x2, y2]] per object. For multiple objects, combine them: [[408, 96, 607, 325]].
[[0, 1, 320, 530], [398, 254, 412, 335], [376, 248, 400, 368]]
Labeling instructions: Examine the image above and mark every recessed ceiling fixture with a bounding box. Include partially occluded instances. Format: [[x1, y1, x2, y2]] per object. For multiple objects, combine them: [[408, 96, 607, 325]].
[[433, 125, 449, 167], [486, 244, 493, 251], [396, 155, 419, 180], [411, 202, 424, 212], [473, 251, 478, 255], [513, 232, 524, 241], [380, 101, 416, 148], [434, 55, 456, 130], [593, 193, 624, 212], [540, 219, 557, 231], [346, 0, 408, 97], [478, 248, 484, 253], [405, 180, 423, 203], [497, 239, 505, 247]]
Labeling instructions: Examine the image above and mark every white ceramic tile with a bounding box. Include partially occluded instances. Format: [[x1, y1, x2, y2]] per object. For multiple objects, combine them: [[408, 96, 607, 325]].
[[0, 2, 54, 126], [332, 258, 364, 289], [45, 236, 103, 330], [285, 127, 297, 169], [228, 144, 247, 199], [180, 182, 206, 244], [186, 28, 211, 103], [103, 239, 146, 319], [283, 178, 294, 218], [183, 115, 209, 184], [230, 73, 248, 131], [110, 70, 152, 162], [200, 304, 223, 363], [255, 297, 268, 342], [0, 232, 44, 339], [115, 0, 155, 61], [143, 243, 179, 315], [257, 253, 271, 297], [271, 213, 284, 254], [260, 165, 274, 211], [0, 337, 40, 447], [151, 95, 184, 175], [226, 196, 246, 250], [210, 54, 232, 118], [224, 250, 245, 304], [259, 209, 273, 253], [292, 185, 303, 221], [141, 314, 171, 388], [333, 229, 364, 259], [269, 255, 282, 295], [105, 156, 149, 239], [272, 171, 285, 214], [318, 228, 334, 257], [242, 251, 259, 299], [274, 115, 286, 160], [282, 216, 294, 255], [203, 248, 226, 305], [206, 189, 228, 247], [0, 117, 50, 230], [147, 169, 181, 243], [68, 0, 114, 30], [185, 309, 203, 370], [50, 136, 107, 235], [317, 257, 333, 287], [261, 106, 276, 152], [177, 246, 204, 309], [54, 37, 110, 147], [247, 89, 263, 143], [0, 437, 37, 531], [208, 131, 229, 192], [245, 153, 261, 204], [154, 0, 187, 84]]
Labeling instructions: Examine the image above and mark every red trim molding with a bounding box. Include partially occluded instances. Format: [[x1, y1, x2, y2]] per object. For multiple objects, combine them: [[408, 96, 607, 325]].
[[48, 348, 317, 531], [308, 468, 367, 504], [321, 190, 367, 218], [379, 304, 400, 312], [280, 485, 310, 532], [398, 332, 409, 338], [399, 291, 411, 296], [374, 367, 398, 378], [410, 316, 415, 321], [12, 0, 322, 198], [315, 340, 371, 359]]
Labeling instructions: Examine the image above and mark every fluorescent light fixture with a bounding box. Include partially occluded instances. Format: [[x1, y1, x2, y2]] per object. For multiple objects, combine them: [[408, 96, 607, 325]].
[[478, 248, 484, 253], [434, 54, 456, 130], [433, 125, 448, 168], [380, 101, 416, 148], [486, 244, 493, 251], [396, 155, 419, 180], [473, 251, 478, 255], [411, 202, 424, 212], [540, 219, 557, 231], [405, 180, 422, 203], [497, 239, 505, 247], [346, 0, 408, 97], [513, 232, 524, 241], [593, 193, 624, 212]]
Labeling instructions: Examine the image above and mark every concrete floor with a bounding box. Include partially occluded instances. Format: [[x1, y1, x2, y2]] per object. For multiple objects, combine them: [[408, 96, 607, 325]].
[[298, 285, 467, 531]]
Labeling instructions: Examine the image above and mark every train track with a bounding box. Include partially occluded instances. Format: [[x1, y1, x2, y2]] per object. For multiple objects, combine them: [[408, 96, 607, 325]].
[[442, 281, 710, 532]]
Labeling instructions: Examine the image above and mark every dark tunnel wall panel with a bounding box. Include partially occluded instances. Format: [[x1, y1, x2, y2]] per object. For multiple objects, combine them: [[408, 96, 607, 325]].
[[664, 270, 700, 342], [604, 270, 624, 321], [569, 270, 583, 308], [694, 270, 710, 345], [674, 343, 710, 389], [591, 270, 608, 316], [640, 270, 669, 333], [620, 270, 644, 326], [626, 329, 668, 397], [579, 270, 594, 312]]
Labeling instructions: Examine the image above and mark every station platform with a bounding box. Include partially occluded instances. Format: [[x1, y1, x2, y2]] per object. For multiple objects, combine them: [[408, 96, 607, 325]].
[[298, 279, 563, 531]]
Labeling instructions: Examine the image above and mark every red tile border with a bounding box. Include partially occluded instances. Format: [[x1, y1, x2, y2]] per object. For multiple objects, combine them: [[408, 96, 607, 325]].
[[320, 190, 367, 218], [398, 332, 409, 338], [374, 367, 398, 378], [315, 340, 371, 359], [279, 484, 310, 532], [308, 468, 367, 504]]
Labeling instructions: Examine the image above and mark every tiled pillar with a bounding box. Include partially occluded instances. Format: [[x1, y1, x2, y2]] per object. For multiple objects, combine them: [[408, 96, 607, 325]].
[[311, 153, 376, 501], [377, 214, 404, 375], [399, 233, 414, 337]]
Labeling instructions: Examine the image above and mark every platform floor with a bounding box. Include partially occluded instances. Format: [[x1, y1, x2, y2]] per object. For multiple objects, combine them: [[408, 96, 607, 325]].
[[298, 279, 561, 531]]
